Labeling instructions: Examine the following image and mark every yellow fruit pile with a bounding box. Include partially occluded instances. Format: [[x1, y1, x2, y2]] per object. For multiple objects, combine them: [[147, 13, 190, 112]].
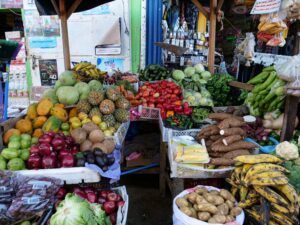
[[258, 14, 287, 35], [227, 154, 299, 225]]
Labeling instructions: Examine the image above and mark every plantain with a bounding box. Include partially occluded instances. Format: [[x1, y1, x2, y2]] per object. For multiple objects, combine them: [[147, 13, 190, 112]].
[[238, 197, 259, 208], [239, 186, 248, 201], [240, 163, 252, 181], [234, 154, 282, 164], [243, 170, 285, 186], [226, 178, 238, 188], [243, 163, 289, 182], [270, 203, 291, 214], [246, 189, 259, 200], [248, 176, 288, 186], [231, 186, 238, 198], [273, 184, 299, 214], [270, 210, 296, 225], [254, 186, 290, 208], [233, 166, 243, 183], [246, 209, 279, 225]]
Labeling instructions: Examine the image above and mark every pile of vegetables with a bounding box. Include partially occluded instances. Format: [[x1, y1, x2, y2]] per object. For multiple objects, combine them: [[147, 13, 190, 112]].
[[283, 159, 300, 194], [242, 117, 269, 141], [206, 74, 241, 107], [55, 186, 125, 225], [139, 64, 171, 81], [245, 66, 286, 116], [175, 186, 242, 223], [172, 64, 213, 107]]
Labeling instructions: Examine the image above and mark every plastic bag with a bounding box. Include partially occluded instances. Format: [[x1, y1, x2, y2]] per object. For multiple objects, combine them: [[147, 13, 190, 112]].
[[267, 33, 285, 47], [275, 55, 300, 81], [173, 185, 245, 225]]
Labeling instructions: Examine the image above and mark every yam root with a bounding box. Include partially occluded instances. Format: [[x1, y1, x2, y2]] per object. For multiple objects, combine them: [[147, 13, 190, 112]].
[[220, 128, 246, 136], [210, 135, 222, 141], [211, 139, 223, 148], [218, 118, 245, 129], [223, 149, 250, 159], [209, 152, 225, 158], [197, 125, 220, 137], [208, 113, 243, 121], [206, 140, 213, 147], [222, 135, 243, 146], [210, 158, 235, 166], [211, 141, 256, 152]]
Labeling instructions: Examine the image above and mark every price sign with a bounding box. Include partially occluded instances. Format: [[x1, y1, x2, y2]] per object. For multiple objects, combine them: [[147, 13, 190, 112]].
[[250, 0, 281, 14]]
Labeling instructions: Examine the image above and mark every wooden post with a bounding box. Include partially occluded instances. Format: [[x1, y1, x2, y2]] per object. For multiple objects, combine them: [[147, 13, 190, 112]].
[[208, 0, 217, 74], [59, 0, 71, 70], [191, 0, 208, 18]]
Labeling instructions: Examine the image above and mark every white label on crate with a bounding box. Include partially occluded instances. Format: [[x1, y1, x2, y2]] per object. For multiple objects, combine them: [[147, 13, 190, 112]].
[[180, 57, 185, 66], [28, 180, 51, 189], [171, 55, 176, 63], [22, 196, 41, 205]]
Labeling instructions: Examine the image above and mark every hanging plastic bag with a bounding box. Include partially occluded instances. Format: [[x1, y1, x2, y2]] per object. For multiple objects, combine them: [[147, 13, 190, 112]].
[[275, 54, 300, 81], [267, 33, 285, 47]]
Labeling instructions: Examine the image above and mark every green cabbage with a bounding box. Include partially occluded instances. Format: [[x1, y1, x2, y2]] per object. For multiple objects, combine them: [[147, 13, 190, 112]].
[[172, 70, 185, 81], [50, 193, 98, 225], [191, 73, 201, 82], [184, 67, 196, 77], [201, 71, 212, 81], [194, 63, 205, 73]]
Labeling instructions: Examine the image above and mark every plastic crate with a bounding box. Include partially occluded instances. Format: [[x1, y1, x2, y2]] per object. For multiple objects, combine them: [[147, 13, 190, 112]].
[[159, 114, 169, 142], [167, 129, 234, 179], [114, 121, 130, 145], [130, 106, 160, 121]]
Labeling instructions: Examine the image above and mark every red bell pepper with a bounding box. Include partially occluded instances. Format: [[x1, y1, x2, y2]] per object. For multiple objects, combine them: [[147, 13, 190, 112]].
[[174, 105, 183, 113]]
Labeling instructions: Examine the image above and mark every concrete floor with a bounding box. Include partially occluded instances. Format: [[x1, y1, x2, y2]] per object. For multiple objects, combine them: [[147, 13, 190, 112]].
[[122, 175, 172, 225]]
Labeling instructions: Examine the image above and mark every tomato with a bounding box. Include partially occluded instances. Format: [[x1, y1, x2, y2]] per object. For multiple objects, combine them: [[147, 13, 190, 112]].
[[149, 103, 155, 108], [173, 89, 180, 95]]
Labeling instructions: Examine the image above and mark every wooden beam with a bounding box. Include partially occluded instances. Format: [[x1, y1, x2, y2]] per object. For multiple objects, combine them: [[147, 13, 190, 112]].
[[191, 0, 209, 19], [50, 0, 60, 16], [59, 0, 71, 70], [67, 0, 82, 19], [208, 0, 217, 74], [216, 0, 224, 13], [228, 81, 254, 91], [280, 95, 298, 141]]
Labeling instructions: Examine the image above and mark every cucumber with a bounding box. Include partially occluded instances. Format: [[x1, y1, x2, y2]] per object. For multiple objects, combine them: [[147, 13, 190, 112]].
[[263, 66, 275, 72], [255, 71, 277, 93], [247, 71, 269, 85]]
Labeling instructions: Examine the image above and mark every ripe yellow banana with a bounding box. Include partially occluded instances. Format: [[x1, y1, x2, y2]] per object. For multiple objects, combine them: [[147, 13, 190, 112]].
[[244, 170, 285, 185], [248, 176, 288, 186], [243, 163, 289, 182], [254, 186, 290, 208], [234, 154, 282, 164]]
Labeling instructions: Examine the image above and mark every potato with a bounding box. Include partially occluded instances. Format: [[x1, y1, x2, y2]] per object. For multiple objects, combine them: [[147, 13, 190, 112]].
[[187, 192, 198, 204], [220, 189, 236, 202], [209, 190, 220, 195], [180, 206, 193, 217], [197, 203, 218, 214], [217, 203, 229, 215], [225, 215, 235, 223], [196, 195, 208, 204], [195, 187, 208, 195], [190, 207, 197, 218], [198, 212, 211, 221], [208, 215, 226, 224], [230, 207, 242, 217], [193, 204, 199, 211], [225, 199, 234, 209], [204, 193, 225, 205], [176, 198, 189, 208]]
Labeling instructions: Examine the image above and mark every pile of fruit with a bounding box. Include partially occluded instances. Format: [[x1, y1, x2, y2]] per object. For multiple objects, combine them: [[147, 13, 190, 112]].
[[28, 132, 79, 169], [245, 66, 286, 116], [0, 133, 37, 170], [175, 186, 242, 223], [73, 62, 107, 82], [227, 154, 299, 225], [55, 186, 125, 225]]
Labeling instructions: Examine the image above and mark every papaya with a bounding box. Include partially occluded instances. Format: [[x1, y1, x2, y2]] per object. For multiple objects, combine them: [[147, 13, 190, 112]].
[[32, 116, 48, 128], [16, 119, 32, 134], [55, 103, 65, 109], [51, 106, 68, 122], [3, 129, 20, 144], [37, 98, 53, 116], [42, 116, 62, 132], [32, 128, 43, 138], [27, 103, 38, 119], [69, 107, 78, 118]]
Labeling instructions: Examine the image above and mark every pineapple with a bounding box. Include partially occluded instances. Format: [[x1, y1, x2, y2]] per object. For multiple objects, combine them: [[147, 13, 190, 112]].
[[89, 107, 102, 119], [99, 99, 115, 115], [115, 97, 130, 110], [102, 114, 116, 127], [77, 100, 92, 114], [114, 109, 130, 123], [88, 91, 104, 106], [106, 88, 120, 101]]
